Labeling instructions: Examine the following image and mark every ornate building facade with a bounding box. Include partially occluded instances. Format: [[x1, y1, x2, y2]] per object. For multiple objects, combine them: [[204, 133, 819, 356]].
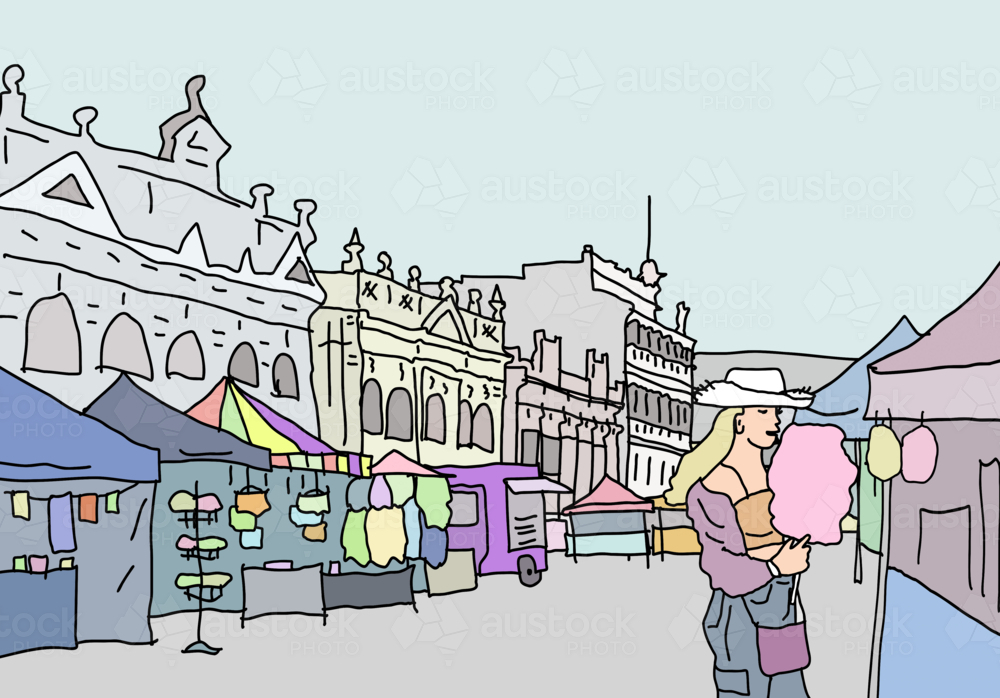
[[311, 230, 509, 466], [452, 245, 696, 498], [504, 329, 625, 512], [0, 66, 323, 430]]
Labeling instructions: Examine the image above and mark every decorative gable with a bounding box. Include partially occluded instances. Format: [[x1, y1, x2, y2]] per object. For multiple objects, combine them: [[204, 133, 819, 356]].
[[42, 174, 92, 208], [422, 299, 471, 345], [0, 151, 121, 239]]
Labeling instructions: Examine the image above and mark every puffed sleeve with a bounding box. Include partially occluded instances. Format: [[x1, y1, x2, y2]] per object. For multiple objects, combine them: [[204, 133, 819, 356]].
[[688, 485, 772, 597]]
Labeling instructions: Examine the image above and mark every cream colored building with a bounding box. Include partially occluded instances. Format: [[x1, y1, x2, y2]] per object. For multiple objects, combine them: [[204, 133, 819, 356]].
[[311, 230, 509, 466]]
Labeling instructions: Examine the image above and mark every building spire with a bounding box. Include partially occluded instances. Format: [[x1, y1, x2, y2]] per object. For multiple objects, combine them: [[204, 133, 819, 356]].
[[639, 194, 665, 287], [342, 227, 364, 272]]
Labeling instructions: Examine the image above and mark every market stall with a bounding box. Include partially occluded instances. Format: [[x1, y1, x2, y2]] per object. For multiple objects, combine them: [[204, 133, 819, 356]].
[[187, 377, 371, 475], [0, 367, 160, 654], [562, 476, 652, 567]]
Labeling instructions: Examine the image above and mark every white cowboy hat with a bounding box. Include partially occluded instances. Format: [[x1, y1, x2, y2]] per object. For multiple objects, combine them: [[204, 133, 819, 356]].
[[695, 368, 813, 409]]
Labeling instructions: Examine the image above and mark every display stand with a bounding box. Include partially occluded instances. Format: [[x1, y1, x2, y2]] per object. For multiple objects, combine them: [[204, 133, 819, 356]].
[[173, 480, 228, 655]]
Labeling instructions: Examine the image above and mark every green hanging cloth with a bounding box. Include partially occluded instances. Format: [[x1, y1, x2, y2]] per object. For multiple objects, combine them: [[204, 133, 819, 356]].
[[342, 510, 370, 566], [415, 476, 452, 529], [386, 474, 414, 506]]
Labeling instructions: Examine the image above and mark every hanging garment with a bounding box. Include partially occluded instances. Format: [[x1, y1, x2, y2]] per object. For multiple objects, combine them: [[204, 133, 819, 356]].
[[236, 491, 271, 516], [298, 491, 331, 514], [868, 425, 902, 481], [342, 510, 370, 566], [366, 507, 406, 567], [229, 507, 257, 532], [420, 510, 448, 569], [197, 494, 223, 512], [387, 474, 414, 506], [48, 494, 76, 553], [347, 478, 372, 512], [304, 523, 327, 542], [105, 491, 119, 514], [416, 476, 452, 529], [403, 498, 421, 558], [241, 528, 264, 549], [169, 491, 196, 512], [79, 494, 98, 524], [902, 425, 937, 483], [369, 475, 393, 509], [12, 492, 30, 520], [289, 506, 323, 527]]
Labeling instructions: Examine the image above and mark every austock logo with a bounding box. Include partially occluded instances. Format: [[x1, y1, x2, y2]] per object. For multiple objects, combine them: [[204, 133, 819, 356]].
[[804, 49, 880, 121], [391, 159, 469, 229], [528, 49, 604, 120], [668, 159, 745, 230]]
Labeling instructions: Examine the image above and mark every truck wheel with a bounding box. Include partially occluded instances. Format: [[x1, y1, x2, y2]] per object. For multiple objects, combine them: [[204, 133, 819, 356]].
[[517, 555, 542, 587]]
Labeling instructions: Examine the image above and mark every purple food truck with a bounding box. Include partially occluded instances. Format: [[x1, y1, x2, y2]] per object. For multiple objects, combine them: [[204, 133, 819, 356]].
[[434, 463, 570, 587]]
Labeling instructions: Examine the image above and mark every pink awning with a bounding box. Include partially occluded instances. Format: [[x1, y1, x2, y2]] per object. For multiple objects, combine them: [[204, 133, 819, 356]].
[[562, 475, 653, 514]]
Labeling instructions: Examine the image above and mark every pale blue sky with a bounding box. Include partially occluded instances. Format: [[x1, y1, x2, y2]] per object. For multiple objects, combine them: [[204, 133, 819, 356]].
[[4, 1, 998, 356]]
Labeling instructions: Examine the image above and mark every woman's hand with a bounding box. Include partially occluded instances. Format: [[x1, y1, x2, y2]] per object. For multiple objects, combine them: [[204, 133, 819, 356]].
[[772, 535, 810, 575]]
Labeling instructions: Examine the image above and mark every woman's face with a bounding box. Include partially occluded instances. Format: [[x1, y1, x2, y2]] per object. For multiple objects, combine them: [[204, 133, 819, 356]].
[[736, 407, 782, 450]]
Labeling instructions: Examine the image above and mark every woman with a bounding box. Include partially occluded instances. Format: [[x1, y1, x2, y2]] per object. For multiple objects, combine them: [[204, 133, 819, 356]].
[[667, 368, 814, 698]]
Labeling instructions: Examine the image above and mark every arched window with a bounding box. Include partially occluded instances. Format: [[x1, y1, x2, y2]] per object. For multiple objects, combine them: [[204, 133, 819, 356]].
[[385, 388, 413, 441], [457, 400, 472, 447], [472, 404, 494, 452], [361, 379, 383, 435], [424, 394, 446, 444], [229, 342, 258, 387], [272, 353, 299, 398], [166, 331, 204, 380], [100, 313, 152, 380], [23, 293, 81, 375]]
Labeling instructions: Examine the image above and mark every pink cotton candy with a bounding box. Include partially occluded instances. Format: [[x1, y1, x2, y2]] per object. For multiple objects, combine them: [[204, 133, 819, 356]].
[[369, 475, 392, 509], [902, 425, 937, 483], [769, 424, 857, 545]]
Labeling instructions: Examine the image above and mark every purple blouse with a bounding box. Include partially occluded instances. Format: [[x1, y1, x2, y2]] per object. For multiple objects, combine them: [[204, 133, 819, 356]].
[[687, 480, 773, 597]]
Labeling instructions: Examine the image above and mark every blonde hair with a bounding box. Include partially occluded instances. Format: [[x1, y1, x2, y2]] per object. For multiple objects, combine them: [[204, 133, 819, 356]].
[[665, 408, 743, 506]]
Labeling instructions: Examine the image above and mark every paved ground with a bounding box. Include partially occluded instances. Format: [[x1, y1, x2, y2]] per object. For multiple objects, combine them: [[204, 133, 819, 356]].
[[5, 537, 879, 696]]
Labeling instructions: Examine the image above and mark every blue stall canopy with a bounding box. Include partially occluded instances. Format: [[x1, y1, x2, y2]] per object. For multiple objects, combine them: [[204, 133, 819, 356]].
[[795, 316, 920, 439], [0, 367, 159, 483], [84, 375, 271, 470]]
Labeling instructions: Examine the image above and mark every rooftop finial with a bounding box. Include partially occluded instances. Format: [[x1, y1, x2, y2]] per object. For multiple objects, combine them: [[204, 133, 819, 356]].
[[73, 107, 97, 139], [377, 252, 394, 280], [1, 64, 25, 118], [294, 199, 317, 249], [342, 227, 364, 272], [489, 285, 506, 321], [408, 265, 421, 291], [159, 75, 208, 160], [439, 277, 457, 302], [675, 301, 691, 335], [250, 184, 273, 215], [467, 288, 482, 315]]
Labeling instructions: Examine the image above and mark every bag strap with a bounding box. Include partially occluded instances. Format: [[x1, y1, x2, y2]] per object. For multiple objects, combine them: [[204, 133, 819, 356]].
[[791, 573, 805, 622]]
